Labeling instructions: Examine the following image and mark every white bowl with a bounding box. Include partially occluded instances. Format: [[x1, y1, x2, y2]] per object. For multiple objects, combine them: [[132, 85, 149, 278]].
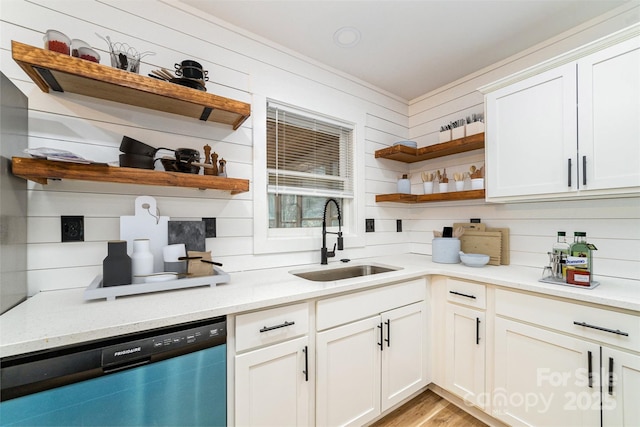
[[144, 273, 178, 283], [459, 252, 490, 267]]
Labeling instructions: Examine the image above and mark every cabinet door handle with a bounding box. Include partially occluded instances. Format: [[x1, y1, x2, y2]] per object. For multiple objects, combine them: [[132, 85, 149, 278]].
[[476, 317, 480, 345], [588, 350, 593, 388], [582, 156, 587, 186], [384, 319, 391, 348], [377, 322, 384, 351], [259, 320, 295, 333], [568, 158, 572, 187], [449, 290, 476, 299], [608, 357, 614, 395], [573, 321, 629, 336], [303, 346, 309, 382]]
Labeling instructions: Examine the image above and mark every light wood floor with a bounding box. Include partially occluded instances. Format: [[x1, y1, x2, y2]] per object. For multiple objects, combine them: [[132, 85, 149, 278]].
[[371, 389, 488, 427]]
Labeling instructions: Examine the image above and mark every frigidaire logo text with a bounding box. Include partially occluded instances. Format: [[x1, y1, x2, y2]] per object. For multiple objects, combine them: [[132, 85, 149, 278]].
[[114, 346, 142, 357]]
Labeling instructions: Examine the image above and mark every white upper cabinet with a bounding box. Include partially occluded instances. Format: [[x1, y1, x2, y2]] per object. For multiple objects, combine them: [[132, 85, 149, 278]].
[[485, 63, 577, 199], [483, 28, 640, 202], [577, 36, 640, 193]]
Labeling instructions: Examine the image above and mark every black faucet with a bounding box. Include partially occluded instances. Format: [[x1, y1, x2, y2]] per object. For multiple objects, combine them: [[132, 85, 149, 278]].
[[321, 198, 343, 265]]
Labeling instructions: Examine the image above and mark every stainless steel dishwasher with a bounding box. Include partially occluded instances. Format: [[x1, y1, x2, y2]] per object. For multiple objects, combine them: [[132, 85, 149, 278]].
[[0, 315, 226, 426]]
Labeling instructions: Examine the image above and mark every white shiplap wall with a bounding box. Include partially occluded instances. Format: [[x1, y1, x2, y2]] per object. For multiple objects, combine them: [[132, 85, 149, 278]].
[[1, 0, 410, 294], [1, 1, 638, 295], [401, 4, 640, 282]]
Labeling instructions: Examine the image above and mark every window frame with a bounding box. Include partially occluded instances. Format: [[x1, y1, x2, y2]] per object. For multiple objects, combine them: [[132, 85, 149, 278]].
[[253, 96, 365, 255]]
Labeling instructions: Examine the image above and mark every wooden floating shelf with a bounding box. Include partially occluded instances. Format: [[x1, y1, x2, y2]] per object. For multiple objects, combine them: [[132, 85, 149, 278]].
[[375, 190, 485, 203], [11, 157, 250, 194], [12, 41, 250, 130], [375, 133, 485, 163]]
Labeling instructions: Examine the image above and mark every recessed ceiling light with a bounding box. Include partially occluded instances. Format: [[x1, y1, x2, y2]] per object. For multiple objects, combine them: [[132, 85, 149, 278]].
[[333, 26, 361, 48]]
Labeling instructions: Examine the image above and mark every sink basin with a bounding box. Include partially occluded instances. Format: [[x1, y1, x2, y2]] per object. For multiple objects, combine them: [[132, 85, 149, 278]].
[[291, 264, 400, 282]]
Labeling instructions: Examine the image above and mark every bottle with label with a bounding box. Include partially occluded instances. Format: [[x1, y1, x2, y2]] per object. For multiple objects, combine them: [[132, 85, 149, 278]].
[[552, 231, 570, 279], [567, 232, 597, 285]]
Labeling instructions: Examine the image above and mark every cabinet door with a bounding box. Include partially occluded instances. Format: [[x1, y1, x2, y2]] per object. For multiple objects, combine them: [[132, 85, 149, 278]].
[[235, 336, 310, 426], [445, 304, 486, 409], [316, 316, 381, 427], [494, 317, 600, 427], [602, 347, 640, 426], [577, 35, 640, 192], [485, 63, 577, 199], [381, 302, 427, 412]]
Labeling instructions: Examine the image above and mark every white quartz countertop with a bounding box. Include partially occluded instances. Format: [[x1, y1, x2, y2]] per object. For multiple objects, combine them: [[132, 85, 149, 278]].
[[1, 254, 638, 358]]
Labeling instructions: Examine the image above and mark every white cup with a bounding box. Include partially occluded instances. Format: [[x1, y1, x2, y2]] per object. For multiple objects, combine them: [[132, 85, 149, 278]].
[[471, 178, 484, 190], [455, 181, 464, 191], [423, 181, 433, 194], [439, 182, 449, 193]]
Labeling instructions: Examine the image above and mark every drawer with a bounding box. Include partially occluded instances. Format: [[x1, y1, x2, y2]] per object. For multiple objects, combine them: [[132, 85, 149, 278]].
[[446, 278, 486, 309], [236, 302, 309, 353], [496, 289, 639, 352], [316, 279, 426, 331]]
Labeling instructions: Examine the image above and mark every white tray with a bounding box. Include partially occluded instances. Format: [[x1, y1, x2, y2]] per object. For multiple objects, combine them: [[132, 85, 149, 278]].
[[84, 267, 230, 301], [539, 276, 600, 290]]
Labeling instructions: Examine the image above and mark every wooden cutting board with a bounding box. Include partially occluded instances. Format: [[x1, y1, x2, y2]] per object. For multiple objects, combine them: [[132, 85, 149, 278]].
[[487, 227, 510, 265], [454, 222, 486, 232], [460, 231, 502, 266]]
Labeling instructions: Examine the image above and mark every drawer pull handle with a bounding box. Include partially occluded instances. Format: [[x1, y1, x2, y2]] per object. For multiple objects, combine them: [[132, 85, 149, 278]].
[[303, 346, 309, 382], [568, 158, 572, 187], [582, 155, 587, 186], [260, 320, 295, 333], [449, 290, 476, 299], [588, 350, 593, 388], [573, 321, 629, 336], [476, 317, 480, 345], [608, 357, 614, 395], [378, 322, 384, 351]]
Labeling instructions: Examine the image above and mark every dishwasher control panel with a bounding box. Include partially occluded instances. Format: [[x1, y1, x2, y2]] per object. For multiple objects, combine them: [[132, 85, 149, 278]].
[[102, 318, 226, 368]]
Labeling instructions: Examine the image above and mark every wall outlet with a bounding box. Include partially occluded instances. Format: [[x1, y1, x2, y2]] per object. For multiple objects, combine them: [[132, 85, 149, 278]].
[[203, 217, 217, 238], [61, 216, 84, 242], [470, 218, 482, 223], [396, 219, 402, 232], [365, 218, 375, 233]]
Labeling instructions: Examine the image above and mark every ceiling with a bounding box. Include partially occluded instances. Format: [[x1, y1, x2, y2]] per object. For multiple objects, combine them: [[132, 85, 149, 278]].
[[179, 0, 628, 100]]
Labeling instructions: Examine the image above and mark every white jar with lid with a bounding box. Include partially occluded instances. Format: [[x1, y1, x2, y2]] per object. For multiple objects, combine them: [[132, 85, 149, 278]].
[[131, 239, 154, 283]]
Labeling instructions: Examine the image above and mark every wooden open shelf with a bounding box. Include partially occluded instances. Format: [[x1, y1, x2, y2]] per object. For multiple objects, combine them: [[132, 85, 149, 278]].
[[375, 189, 485, 203], [375, 133, 484, 163], [375, 133, 485, 203], [11, 157, 250, 194], [12, 41, 250, 129]]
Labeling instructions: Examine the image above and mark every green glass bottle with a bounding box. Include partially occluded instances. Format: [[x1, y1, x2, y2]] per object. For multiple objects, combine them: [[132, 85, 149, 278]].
[[569, 232, 591, 273]]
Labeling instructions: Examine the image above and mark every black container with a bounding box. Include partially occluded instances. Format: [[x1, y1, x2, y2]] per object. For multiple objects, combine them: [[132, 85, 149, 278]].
[[103, 240, 132, 287], [120, 135, 157, 157], [119, 153, 154, 169]]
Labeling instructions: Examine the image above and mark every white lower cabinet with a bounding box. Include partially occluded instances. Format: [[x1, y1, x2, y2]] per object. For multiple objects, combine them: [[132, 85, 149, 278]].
[[494, 317, 600, 427], [445, 304, 486, 409], [234, 302, 311, 426], [601, 346, 640, 426], [316, 280, 427, 427], [235, 336, 310, 426], [494, 289, 640, 427]]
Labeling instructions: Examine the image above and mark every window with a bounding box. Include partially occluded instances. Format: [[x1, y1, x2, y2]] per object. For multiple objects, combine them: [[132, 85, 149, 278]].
[[267, 102, 354, 229]]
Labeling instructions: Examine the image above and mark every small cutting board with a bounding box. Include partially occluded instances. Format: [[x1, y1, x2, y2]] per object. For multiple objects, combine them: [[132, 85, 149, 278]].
[[487, 227, 510, 265], [120, 196, 169, 273], [460, 231, 502, 266]]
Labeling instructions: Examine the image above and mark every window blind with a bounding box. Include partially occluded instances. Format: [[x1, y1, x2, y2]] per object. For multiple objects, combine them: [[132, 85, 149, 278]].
[[267, 103, 354, 199]]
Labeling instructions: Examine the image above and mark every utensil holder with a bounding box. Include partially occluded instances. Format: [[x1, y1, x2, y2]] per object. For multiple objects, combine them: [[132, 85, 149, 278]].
[[439, 129, 451, 143]]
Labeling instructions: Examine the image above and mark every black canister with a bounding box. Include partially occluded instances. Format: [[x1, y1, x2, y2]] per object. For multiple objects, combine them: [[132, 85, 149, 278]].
[[103, 240, 132, 287]]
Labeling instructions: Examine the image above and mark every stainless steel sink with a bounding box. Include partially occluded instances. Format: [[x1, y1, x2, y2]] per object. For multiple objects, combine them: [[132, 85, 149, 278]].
[[291, 264, 400, 282]]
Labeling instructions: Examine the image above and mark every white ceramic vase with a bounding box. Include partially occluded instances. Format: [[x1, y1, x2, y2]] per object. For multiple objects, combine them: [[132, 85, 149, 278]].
[[131, 239, 154, 284], [423, 181, 433, 194]]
